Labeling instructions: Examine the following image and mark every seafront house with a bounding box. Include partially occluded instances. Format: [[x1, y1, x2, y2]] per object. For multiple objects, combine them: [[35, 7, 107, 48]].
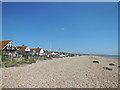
[[50, 51, 59, 56], [0, 40, 18, 56], [17, 45, 31, 55], [43, 50, 51, 56], [30, 47, 44, 56]]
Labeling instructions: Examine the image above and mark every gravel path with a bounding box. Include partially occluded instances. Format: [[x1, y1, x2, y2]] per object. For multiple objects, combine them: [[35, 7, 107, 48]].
[[1, 56, 118, 88]]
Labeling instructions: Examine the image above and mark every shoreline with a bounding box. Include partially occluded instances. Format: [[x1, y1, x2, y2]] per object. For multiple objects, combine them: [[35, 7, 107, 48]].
[[90, 55, 119, 59], [89, 55, 118, 60]]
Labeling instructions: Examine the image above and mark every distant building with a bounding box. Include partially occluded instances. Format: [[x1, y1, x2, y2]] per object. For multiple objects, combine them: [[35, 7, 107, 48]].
[[17, 45, 30, 55], [30, 47, 44, 55], [50, 51, 59, 56], [0, 40, 18, 56], [43, 50, 51, 56]]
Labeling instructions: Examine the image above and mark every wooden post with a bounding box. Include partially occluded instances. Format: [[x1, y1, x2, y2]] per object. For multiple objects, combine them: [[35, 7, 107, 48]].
[[0, 55, 1, 62], [11, 54, 12, 62]]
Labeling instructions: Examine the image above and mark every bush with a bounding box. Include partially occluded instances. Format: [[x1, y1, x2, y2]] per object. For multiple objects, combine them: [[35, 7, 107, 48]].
[[18, 59, 36, 64], [1, 56, 10, 62], [54, 57, 63, 58], [18, 60, 26, 64], [1, 61, 19, 67], [69, 54, 75, 57], [25, 61, 32, 64], [10, 63, 18, 67], [0, 52, 2, 55], [0, 58, 36, 67], [28, 59, 36, 63], [1, 55, 16, 62], [93, 61, 99, 63], [34, 53, 39, 56], [0, 55, 54, 68], [0, 61, 10, 67], [42, 56, 52, 60]]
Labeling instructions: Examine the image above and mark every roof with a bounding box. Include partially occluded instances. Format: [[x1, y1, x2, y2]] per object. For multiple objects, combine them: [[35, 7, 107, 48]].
[[0, 40, 12, 50], [51, 51, 59, 53], [30, 48, 42, 53], [17, 46, 28, 52], [43, 50, 51, 53]]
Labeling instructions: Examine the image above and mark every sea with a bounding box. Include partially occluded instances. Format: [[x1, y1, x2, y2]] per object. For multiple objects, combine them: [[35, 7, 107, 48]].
[[95, 55, 120, 59]]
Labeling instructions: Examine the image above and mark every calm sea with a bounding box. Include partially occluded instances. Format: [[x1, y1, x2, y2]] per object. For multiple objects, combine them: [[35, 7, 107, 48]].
[[95, 55, 120, 59]]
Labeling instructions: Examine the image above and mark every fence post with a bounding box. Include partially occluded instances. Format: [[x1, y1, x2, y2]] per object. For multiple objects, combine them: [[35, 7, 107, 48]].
[[0, 55, 1, 62], [11, 55, 12, 62]]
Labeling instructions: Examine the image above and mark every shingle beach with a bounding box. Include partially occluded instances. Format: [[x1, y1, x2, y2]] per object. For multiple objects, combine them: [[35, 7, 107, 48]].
[[1, 55, 118, 88]]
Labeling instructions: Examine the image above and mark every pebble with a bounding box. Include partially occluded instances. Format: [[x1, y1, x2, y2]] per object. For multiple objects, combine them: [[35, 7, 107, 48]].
[[1, 56, 118, 88]]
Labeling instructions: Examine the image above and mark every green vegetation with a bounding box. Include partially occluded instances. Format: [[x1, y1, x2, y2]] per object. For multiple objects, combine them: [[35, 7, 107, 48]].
[[43, 56, 52, 60], [0, 52, 69, 68], [18, 60, 26, 64], [0, 55, 54, 67], [51, 56, 63, 58], [1, 56, 16, 62], [0, 57, 36, 68], [54, 57, 63, 58], [93, 61, 99, 63], [1, 61, 19, 67], [69, 54, 75, 57], [1, 60, 36, 68], [0, 52, 2, 55], [25, 59, 36, 64]]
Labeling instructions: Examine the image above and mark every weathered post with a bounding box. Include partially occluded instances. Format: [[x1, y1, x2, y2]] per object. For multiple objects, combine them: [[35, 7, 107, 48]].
[[11, 53, 12, 62]]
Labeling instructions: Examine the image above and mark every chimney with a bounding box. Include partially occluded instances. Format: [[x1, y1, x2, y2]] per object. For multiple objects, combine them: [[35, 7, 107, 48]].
[[37, 47, 39, 49], [22, 44, 25, 46]]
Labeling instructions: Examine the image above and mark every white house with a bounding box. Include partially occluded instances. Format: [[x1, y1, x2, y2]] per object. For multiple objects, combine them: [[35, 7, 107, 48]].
[[0, 40, 18, 56], [17, 45, 30, 55], [30, 47, 44, 55]]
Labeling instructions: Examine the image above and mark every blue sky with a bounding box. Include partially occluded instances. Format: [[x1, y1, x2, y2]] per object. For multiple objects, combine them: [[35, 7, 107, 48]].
[[2, 2, 118, 55]]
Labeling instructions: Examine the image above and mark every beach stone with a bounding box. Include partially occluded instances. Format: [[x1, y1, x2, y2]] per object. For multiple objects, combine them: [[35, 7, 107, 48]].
[[1, 55, 118, 88]]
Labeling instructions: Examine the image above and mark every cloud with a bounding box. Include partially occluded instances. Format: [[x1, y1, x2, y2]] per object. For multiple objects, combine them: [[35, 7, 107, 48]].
[[60, 28, 65, 31], [56, 27, 65, 31]]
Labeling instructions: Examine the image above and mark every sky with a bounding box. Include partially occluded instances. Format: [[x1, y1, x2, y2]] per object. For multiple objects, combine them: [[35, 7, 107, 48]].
[[2, 2, 118, 55]]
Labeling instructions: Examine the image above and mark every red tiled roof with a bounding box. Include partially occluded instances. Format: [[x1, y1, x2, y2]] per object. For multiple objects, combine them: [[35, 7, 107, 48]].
[[30, 48, 42, 53], [51, 51, 59, 53], [43, 50, 51, 53], [17, 46, 28, 52], [0, 40, 12, 50]]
